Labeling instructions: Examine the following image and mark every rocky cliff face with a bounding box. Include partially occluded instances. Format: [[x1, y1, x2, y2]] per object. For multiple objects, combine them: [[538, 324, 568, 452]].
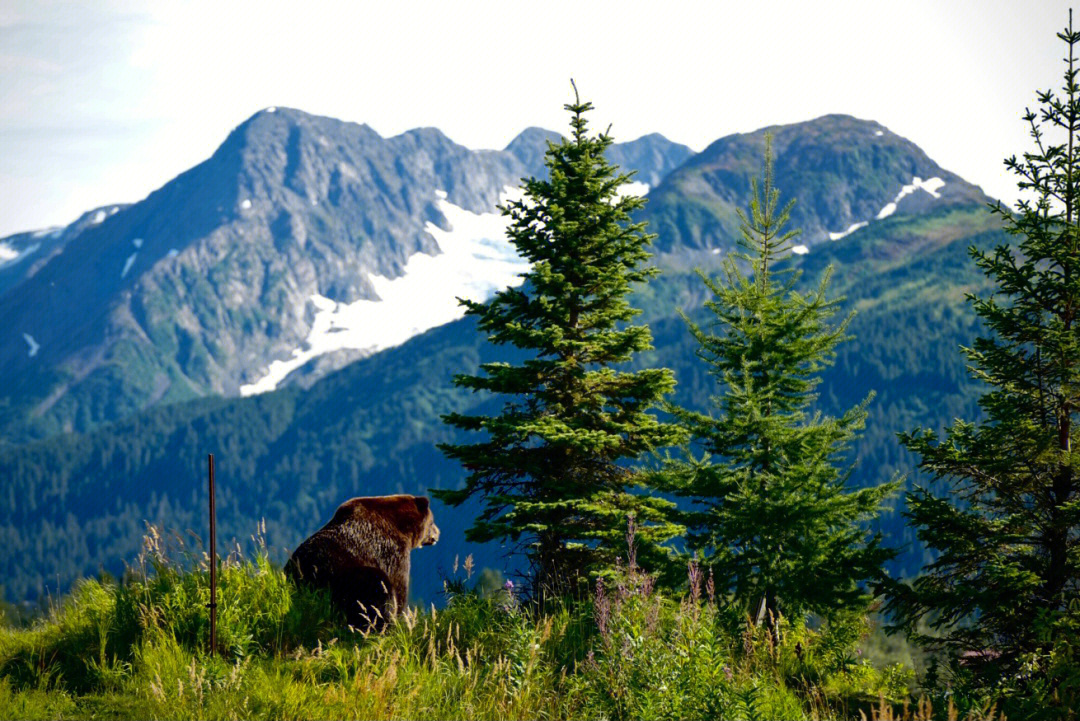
[[0, 108, 691, 444]]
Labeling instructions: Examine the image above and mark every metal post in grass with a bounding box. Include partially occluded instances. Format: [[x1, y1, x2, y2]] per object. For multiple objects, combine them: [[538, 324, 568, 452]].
[[207, 453, 217, 658]]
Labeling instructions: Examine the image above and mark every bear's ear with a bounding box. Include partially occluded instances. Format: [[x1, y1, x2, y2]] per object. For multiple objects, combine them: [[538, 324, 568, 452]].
[[414, 496, 430, 516]]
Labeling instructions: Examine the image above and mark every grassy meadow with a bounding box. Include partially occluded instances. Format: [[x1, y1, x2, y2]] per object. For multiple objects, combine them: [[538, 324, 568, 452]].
[[0, 525, 1008, 721]]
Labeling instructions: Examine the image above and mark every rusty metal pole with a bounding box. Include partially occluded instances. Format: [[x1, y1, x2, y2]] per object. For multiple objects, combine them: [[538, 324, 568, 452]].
[[208, 453, 217, 658]]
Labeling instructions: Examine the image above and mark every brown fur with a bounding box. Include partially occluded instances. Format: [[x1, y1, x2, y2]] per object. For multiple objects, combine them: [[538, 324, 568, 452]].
[[285, 495, 439, 631]]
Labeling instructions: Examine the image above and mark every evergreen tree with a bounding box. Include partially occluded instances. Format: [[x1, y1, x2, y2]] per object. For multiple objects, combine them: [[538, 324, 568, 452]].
[[885, 18, 1080, 698], [435, 87, 684, 597], [659, 139, 898, 630]]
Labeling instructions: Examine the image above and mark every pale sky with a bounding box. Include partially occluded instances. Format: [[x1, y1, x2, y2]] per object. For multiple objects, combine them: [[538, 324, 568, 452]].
[[0, 0, 1072, 237]]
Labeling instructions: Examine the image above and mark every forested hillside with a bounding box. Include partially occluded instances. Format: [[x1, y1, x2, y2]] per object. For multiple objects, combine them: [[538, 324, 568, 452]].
[[0, 200, 1000, 605]]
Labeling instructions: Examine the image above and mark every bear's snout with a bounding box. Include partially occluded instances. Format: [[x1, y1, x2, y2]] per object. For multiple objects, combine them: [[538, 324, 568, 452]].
[[422, 523, 440, 546]]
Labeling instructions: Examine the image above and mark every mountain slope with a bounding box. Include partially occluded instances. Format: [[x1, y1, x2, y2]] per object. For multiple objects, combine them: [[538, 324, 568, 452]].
[[0, 110, 691, 445]]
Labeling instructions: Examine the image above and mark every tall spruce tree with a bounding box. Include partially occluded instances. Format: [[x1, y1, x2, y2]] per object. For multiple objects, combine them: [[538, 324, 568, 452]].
[[435, 88, 684, 596], [659, 140, 898, 629], [885, 18, 1080, 697]]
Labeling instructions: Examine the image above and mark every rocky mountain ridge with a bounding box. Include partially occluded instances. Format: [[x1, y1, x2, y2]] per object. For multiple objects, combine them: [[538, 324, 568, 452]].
[[0, 108, 691, 444]]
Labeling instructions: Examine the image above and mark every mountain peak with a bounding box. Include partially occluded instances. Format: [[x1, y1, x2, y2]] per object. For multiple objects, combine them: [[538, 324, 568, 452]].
[[645, 115, 989, 253], [624, 131, 682, 144], [394, 126, 452, 143], [223, 107, 380, 154], [505, 126, 562, 150], [502, 126, 693, 185], [503, 127, 563, 176]]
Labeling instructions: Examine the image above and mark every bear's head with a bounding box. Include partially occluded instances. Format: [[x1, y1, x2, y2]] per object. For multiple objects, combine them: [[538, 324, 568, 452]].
[[334, 494, 439, 549], [409, 496, 440, 548]]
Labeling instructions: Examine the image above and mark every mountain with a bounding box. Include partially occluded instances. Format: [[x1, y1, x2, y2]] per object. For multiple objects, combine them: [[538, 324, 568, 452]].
[[0, 111, 1009, 607], [607, 132, 696, 187], [0, 109, 692, 446], [643, 114, 989, 254], [0, 204, 129, 298]]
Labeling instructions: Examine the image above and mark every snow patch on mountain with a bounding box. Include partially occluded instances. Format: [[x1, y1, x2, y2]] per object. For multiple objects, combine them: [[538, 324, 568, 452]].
[[919, 177, 945, 198], [792, 244, 809, 255], [829, 221, 868, 241], [92, 210, 106, 224], [22, 333, 39, 357], [877, 203, 898, 220], [121, 253, 137, 278], [240, 187, 530, 396], [0, 242, 40, 268], [877, 176, 945, 219], [240, 199, 252, 210]]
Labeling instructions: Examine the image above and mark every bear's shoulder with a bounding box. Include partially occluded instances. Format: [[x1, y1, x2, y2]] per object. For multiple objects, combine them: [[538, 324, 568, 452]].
[[327, 495, 433, 545]]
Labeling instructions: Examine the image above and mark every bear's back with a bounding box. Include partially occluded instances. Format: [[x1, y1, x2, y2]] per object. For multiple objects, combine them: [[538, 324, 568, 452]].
[[289, 506, 408, 583]]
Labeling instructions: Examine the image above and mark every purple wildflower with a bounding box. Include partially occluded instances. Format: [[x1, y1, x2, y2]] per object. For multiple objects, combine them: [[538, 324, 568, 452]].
[[688, 558, 702, 606], [594, 577, 610, 639]]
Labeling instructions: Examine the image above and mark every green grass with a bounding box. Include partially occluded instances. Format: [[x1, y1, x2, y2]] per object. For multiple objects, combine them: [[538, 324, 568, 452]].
[[0, 527, 1004, 720]]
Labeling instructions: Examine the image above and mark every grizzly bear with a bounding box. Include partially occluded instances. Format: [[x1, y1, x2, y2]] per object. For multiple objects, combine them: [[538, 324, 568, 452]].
[[285, 495, 439, 631]]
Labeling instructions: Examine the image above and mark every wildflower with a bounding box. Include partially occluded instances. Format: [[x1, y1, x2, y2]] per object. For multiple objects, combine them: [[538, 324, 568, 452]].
[[500, 579, 517, 614], [594, 577, 610, 639], [687, 558, 702, 606]]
